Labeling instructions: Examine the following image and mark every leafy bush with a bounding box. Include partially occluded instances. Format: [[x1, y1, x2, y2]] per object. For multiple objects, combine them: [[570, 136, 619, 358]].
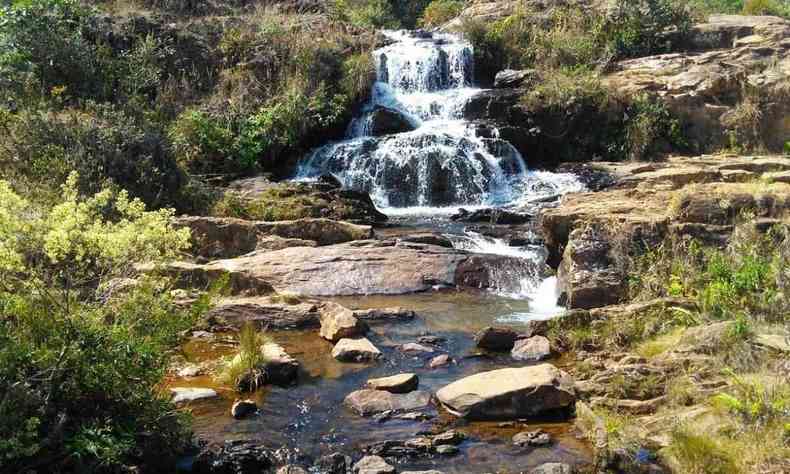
[[0, 176, 200, 472], [0, 104, 186, 209], [330, 0, 399, 29], [621, 94, 686, 161], [419, 0, 464, 27], [600, 0, 693, 59]]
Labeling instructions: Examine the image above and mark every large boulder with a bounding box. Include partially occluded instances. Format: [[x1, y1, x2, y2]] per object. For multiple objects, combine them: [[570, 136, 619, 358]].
[[474, 326, 521, 351], [436, 364, 576, 419], [332, 338, 382, 362], [167, 240, 541, 297], [367, 106, 417, 136], [344, 389, 432, 416], [494, 69, 537, 89], [511, 336, 551, 362], [320, 302, 367, 342]]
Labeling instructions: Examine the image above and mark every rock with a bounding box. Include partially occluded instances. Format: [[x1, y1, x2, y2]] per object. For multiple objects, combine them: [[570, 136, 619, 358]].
[[402, 471, 445, 474], [753, 333, 790, 353], [511, 336, 551, 362], [428, 354, 452, 369], [353, 455, 395, 474], [192, 440, 273, 474], [320, 302, 367, 342], [314, 453, 352, 474], [332, 338, 382, 362], [167, 240, 535, 297], [531, 463, 573, 474], [353, 307, 417, 322], [522, 319, 550, 338], [494, 69, 536, 89], [344, 389, 432, 416], [398, 232, 454, 248], [474, 326, 521, 351], [261, 342, 300, 385], [513, 430, 552, 447], [434, 444, 459, 456], [231, 399, 258, 419], [366, 373, 419, 393], [432, 430, 465, 446], [399, 342, 435, 354], [276, 466, 307, 474], [205, 297, 321, 330], [177, 363, 204, 377], [368, 106, 416, 136], [404, 437, 433, 451], [436, 364, 576, 419], [174, 216, 374, 259], [417, 335, 445, 345], [451, 208, 532, 225], [170, 387, 218, 404]]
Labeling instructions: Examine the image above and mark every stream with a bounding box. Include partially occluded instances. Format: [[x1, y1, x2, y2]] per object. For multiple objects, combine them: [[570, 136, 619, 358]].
[[172, 30, 593, 473]]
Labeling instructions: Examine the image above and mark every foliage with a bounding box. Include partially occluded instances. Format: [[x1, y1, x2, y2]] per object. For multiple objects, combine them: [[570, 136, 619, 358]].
[[330, 0, 400, 29], [0, 176, 198, 472], [691, 0, 790, 17], [419, 0, 464, 28], [667, 426, 738, 474], [599, 0, 692, 59], [621, 94, 687, 161], [522, 66, 609, 112], [211, 186, 327, 221], [216, 322, 271, 392]]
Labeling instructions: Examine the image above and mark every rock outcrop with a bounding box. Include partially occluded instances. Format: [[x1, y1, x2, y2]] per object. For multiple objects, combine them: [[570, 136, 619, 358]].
[[168, 240, 544, 297], [174, 216, 373, 259], [205, 296, 322, 330], [368, 106, 417, 136], [436, 364, 576, 419]]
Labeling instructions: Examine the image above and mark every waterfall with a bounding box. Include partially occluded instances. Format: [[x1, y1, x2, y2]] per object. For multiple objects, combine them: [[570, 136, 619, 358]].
[[296, 30, 559, 210]]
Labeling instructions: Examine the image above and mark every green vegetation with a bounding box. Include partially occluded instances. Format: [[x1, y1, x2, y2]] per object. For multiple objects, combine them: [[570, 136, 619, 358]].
[[216, 322, 272, 392], [0, 175, 206, 472], [691, 0, 790, 18], [419, 0, 464, 27]]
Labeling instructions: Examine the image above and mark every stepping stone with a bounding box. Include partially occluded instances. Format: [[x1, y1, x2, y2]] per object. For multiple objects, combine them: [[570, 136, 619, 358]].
[[320, 302, 367, 342], [170, 387, 218, 404], [353, 455, 395, 474], [231, 399, 257, 419], [332, 338, 382, 362], [366, 373, 419, 393], [344, 389, 432, 416]]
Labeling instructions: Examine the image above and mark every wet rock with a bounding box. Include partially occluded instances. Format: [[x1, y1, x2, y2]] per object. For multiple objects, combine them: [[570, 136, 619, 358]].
[[353, 455, 395, 474], [451, 208, 532, 225], [353, 307, 416, 322], [276, 466, 307, 474], [435, 444, 459, 456], [366, 373, 419, 393], [192, 440, 273, 474], [402, 471, 445, 474], [170, 387, 218, 404], [231, 400, 258, 419], [320, 302, 368, 342], [511, 336, 551, 362], [531, 463, 573, 474], [494, 69, 536, 89], [314, 453, 352, 474], [344, 389, 432, 416], [204, 297, 321, 331], [177, 363, 204, 377], [261, 342, 300, 385], [174, 216, 374, 259], [398, 232, 454, 248], [399, 342, 435, 354], [417, 335, 446, 345], [474, 326, 520, 351], [368, 106, 417, 136], [513, 430, 552, 447], [332, 338, 382, 362], [404, 437, 433, 452], [432, 430, 465, 446], [428, 354, 452, 369], [436, 364, 576, 419], [522, 319, 550, 338]]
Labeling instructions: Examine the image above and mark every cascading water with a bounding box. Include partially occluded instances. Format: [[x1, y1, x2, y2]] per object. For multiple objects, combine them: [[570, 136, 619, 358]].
[[296, 29, 584, 319]]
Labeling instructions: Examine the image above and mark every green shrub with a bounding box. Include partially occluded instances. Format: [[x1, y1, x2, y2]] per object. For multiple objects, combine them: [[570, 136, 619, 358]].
[[601, 0, 693, 59], [667, 427, 738, 474], [419, 0, 464, 27], [622, 94, 686, 161], [330, 0, 400, 29], [0, 103, 186, 209], [0, 176, 199, 472], [216, 322, 272, 391]]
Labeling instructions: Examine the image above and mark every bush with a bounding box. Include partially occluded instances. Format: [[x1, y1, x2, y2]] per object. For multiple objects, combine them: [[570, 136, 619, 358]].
[[0, 104, 186, 209], [621, 94, 686, 161], [0, 176, 200, 472], [667, 427, 738, 474], [419, 0, 464, 28], [330, 0, 400, 29], [600, 0, 693, 59]]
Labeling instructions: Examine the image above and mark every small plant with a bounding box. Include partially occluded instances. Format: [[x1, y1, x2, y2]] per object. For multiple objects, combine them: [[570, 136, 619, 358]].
[[711, 373, 790, 425], [667, 426, 738, 474], [419, 0, 464, 28], [217, 322, 271, 392]]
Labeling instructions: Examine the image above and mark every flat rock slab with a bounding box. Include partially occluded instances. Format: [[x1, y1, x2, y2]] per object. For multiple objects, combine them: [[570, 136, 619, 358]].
[[353, 455, 395, 474], [332, 338, 382, 362], [170, 240, 539, 296], [436, 364, 576, 419], [344, 389, 432, 416], [206, 297, 321, 330], [366, 373, 419, 393], [170, 387, 218, 404]]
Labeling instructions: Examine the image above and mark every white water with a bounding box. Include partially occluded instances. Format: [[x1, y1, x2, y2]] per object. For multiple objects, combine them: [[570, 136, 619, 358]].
[[295, 30, 581, 315]]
